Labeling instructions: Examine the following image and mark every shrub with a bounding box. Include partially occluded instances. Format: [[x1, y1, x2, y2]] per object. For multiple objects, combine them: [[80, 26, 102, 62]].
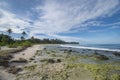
[[21, 41, 32, 47], [8, 44, 17, 48]]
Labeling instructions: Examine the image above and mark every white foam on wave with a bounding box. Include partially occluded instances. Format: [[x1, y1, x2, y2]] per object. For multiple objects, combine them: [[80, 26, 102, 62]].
[[60, 45, 120, 52]]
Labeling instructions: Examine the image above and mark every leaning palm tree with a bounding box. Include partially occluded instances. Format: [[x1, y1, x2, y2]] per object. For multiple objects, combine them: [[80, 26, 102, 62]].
[[21, 36, 24, 40], [7, 28, 12, 36], [22, 31, 27, 40], [7, 28, 12, 44], [31, 36, 34, 40]]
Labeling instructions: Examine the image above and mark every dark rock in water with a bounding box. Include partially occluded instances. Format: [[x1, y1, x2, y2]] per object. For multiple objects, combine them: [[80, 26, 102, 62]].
[[64, 49, 68, 52], [92, 53, 109, 60], [113, 52, 120, 57], [105, 51, 109, 52], [64, 49, 72, 54], [69, 50, 72, 53], [94, 52, 98, 55]]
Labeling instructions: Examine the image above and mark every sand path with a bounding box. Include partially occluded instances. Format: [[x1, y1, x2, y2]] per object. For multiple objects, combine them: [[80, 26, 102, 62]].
[[11, 45, 43, 61]]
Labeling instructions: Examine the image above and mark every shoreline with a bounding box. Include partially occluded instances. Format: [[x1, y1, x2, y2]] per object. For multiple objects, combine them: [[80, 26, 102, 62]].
[[60, 44, 120, 52]]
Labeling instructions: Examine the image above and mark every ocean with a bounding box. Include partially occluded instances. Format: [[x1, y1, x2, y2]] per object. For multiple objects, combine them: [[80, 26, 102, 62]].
[[60, 44, 120, 52]]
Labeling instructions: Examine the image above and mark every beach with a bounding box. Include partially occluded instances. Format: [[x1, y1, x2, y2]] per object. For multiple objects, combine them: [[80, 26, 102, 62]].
[[0, 44, 120, 80]]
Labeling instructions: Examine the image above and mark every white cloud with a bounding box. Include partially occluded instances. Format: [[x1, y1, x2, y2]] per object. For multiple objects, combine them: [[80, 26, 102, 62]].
[[0, 0, 119, 42], [48, 34, 92, 43], [33, 0, 119, 33], [110, 26, 120, 29], [0, 9, 31, 33]]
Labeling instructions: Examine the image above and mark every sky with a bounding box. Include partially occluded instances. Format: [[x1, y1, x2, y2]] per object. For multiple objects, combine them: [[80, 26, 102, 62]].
[[0, 0, 120, 44]]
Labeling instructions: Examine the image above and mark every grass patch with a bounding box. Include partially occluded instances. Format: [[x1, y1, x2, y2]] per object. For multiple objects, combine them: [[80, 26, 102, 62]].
[[66, 62, 120, 80], [51, 53, 57, 57], [111, 74, 120, 80], [24, 65, 37, 71]]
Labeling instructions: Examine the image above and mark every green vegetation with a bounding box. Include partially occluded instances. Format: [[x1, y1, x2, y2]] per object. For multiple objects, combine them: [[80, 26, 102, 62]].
[[40, 58, 62, 64], [0, 48, 24, 57], [0, 34, 14, 46], [111, 74, 120, 80], [0, 28, 79, 49], [24, 65, 37, 71], [65, 55, 120, 80]]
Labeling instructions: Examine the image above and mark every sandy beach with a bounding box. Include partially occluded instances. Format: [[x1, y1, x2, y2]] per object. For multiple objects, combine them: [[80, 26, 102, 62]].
[[11, 45, 43, 61], [0, 44, 120, 80]]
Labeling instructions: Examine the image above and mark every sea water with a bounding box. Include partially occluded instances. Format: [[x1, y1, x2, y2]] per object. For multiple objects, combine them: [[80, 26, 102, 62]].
[[60, 44, 120, 52]]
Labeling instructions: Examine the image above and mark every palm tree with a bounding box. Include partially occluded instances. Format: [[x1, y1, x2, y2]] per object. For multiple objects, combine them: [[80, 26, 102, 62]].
[[7, 28, 12, 44], [21, 31, 27, 40], [21, 36, 24, 40], [7, 28, 12, 36], [31, 36, 34, 40]]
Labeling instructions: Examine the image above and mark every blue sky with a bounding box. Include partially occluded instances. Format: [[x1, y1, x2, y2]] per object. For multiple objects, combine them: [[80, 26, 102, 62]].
[[0, 0, 120, 44]]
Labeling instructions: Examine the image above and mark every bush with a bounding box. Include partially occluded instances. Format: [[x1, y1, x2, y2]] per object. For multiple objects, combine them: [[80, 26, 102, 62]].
[[21, 41, 32, 47], [8, 44, 18, 48]]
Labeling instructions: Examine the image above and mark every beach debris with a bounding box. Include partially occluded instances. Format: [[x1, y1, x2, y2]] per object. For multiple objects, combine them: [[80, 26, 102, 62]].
[[22, 53, 25, 55], [0, 60, 9, 67], [29, 57, 34, 61], [11, 58, 28, 63], [6, 66, 22, 74], [40, 58, 62, 64], [43, 48, 47, 50], [56, 59, 61, 63]]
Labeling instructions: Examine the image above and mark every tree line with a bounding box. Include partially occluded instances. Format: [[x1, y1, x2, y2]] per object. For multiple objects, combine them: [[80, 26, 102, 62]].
[[0, 28, 79, 47]]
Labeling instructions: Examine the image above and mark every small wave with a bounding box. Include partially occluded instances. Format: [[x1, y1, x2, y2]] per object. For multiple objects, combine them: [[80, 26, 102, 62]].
[[60, 45, 120, 52]]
